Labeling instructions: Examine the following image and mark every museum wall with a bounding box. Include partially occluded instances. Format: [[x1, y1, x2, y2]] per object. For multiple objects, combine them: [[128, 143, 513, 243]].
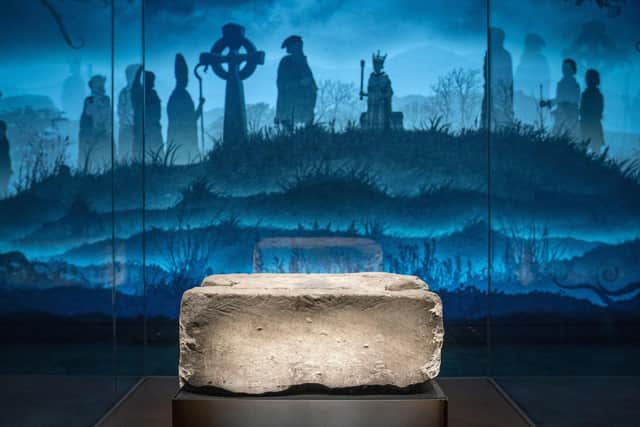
[[0, 0, 639, 395]]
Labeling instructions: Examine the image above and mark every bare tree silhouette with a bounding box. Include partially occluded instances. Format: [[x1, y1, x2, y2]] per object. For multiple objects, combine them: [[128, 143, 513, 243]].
[[450, 68, 482, 129], [431, 73, 455, 125], [246, 102, 274, 134], [315, 79, 359, 130]]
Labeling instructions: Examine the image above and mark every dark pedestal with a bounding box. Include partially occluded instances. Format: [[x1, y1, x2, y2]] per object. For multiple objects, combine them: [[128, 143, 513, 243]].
[[172, 381, 447, 427], [172, 381, 448, 427]]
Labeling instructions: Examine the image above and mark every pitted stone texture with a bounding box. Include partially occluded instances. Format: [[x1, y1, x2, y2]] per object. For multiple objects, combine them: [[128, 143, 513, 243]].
[[179, 273, 444, 395]]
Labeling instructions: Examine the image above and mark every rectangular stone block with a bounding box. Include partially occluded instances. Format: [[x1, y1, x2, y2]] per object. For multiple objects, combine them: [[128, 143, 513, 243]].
[[179, 273, 444, 395]]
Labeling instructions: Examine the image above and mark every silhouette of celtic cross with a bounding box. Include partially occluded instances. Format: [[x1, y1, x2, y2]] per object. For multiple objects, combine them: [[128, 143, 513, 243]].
[[196, 23, 265, 144]]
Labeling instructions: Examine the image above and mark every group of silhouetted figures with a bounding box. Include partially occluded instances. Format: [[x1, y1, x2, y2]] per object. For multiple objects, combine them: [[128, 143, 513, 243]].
[[75, 33, 410, 172], [77, 53, 205, 172], [275, 36, 399, 131], [75, 35, 321, 172], [483, 27, 605, 153], [0, 29, 610, 195]]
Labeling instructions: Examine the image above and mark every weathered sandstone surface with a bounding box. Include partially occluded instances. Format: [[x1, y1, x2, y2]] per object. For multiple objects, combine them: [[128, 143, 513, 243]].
[[179, 273, 443, 394]]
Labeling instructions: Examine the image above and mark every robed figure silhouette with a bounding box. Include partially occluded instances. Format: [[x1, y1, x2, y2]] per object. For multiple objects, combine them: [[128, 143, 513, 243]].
[[118, 64, 140, 162], [580, 69, 605, 153], [79, 75, 111, 172], [362, 52, 393, 131], [132, 67, 163, 160], [481, 28, 514, 129], [515, 34, 551, 98], [275, 35, 317, 128], [0, 120, 11, 197], [541, 59, 581, 139], [167, 54, 204, 164], [514, 34, 551, 125], [61, 58, 85, 120]]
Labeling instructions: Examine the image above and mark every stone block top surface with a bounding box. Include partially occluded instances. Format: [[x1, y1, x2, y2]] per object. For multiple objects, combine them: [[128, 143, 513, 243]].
[[198, 272, 430, 295]]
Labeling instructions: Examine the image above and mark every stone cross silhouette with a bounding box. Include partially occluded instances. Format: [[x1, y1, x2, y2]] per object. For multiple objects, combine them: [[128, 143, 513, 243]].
[[196, 23, 265, 144]]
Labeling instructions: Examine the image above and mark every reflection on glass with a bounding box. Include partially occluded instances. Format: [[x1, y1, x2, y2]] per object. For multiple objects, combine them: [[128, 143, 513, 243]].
[[489, 0, 640, 376], [5, 2, 638, 423], [140, 0, 489, 376], [0, 0, 124, 422]]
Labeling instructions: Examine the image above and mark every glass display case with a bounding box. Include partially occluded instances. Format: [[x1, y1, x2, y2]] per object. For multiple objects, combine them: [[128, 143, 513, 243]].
[[0, 1, 638, 425]]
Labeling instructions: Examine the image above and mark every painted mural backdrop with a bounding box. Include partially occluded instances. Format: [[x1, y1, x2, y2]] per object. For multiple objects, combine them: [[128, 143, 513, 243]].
[[1, 0, 639, 376], [488, 0, 640, 375]]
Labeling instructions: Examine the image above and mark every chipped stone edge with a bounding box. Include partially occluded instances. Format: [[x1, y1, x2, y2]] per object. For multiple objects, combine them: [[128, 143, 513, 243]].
[[178, 279, 444, 392]]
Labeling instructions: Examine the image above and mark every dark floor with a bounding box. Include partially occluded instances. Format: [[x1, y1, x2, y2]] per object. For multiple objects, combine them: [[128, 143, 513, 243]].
[[0, 375, 139, 427], [496, 377, 640, 427], [2, 375, 640, 426], [96, 377, 532, 427]]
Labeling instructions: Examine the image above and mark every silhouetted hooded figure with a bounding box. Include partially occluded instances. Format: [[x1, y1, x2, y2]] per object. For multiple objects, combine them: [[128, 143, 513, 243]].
[[516, 34, 551, 98], [167, 54, 204, 164], [481, 28, 514, 129], [541, 59, 580, 138], [580, 68, 605, 153], [79, 75, 111, 172], [0, 120, 11, 197], [275, 35, 317, 128], [118, 64, 140, 162], [132, 66, 163, 160]]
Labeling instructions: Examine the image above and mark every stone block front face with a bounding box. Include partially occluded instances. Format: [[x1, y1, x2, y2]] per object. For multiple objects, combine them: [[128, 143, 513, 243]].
[[179, 273, 444, 395]]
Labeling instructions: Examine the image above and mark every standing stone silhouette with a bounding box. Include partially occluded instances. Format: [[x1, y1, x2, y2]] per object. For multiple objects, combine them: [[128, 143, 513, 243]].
[[167, 54, 204, 164], [196, 23, 265, 145], [0, 120, 11, 197]]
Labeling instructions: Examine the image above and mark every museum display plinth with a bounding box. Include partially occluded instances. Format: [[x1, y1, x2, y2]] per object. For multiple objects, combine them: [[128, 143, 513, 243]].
[[172, 380, 448, 427]]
